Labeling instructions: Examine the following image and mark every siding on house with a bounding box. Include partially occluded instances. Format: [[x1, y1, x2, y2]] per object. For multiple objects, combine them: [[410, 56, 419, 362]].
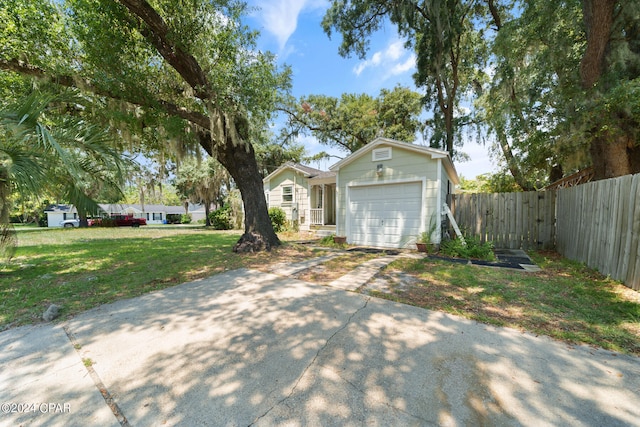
[[265, 169, 311, 230], [335, 143, 441, 240]]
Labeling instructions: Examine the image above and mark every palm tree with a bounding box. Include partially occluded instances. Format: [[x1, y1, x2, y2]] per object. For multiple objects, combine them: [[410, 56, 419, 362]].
[[0, 91, 127, 257]]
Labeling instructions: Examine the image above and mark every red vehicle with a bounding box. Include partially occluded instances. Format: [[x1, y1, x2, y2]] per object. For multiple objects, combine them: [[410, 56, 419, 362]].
[[89, 215, 147, 227]]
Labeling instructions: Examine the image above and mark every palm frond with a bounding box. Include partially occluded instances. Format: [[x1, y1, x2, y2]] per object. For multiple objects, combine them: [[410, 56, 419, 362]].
[[0, 89, 128, 256]]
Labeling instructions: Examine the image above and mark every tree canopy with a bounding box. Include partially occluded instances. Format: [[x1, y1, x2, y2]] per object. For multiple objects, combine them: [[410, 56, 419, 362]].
[[281, 85, 423, 156], [323, 0, 640, 188], [1, 0, 291, 250], [323, 0, 486, 160]]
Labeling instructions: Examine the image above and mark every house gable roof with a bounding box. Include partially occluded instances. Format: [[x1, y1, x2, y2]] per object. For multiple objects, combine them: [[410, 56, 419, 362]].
[[44, 204, 77, 213], [329, 137, 459, 184], [99, 203, 202, 214], [263, 162, 335, 183]]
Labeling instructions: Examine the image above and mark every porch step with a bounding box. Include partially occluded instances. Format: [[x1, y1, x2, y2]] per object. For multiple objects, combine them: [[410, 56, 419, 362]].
[[310, 225, 336, 238], [313, 228, 335, 238]]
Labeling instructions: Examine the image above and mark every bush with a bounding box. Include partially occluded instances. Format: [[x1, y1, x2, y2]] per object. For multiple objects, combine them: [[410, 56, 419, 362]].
[[268, 207, 287, 233], [209, 205, 233, 230], [440, 235, 494, 261], [318, 234, 347, 248], [180, 213, 192, 224]]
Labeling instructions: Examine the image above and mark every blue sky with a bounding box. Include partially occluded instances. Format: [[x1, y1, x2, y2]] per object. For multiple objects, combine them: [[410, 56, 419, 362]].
[[245, 0, 495, 179]]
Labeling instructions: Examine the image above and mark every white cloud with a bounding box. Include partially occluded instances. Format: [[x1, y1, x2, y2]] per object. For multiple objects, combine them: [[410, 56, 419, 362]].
[[252, 0, 327, 50], [353, 40, 415, 77], [385, 40, 405, 61], [390, 53, 416, 75]]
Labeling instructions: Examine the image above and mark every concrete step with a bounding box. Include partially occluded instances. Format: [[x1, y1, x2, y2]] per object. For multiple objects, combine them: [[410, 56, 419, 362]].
[[313, 228, 335, 238]]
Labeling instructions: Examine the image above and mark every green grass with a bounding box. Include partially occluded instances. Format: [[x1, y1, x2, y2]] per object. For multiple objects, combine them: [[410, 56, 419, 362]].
[[381, 250, 640, 355], [3, 228, 639, 356], [0, 227, 322, 329]]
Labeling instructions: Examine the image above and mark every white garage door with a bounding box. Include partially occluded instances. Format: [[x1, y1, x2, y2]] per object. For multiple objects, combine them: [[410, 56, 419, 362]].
[[348, 182, 423, 248]]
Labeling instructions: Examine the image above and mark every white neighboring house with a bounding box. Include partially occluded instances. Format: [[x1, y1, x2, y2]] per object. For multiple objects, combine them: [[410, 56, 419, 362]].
[[45, 203, 206, 227], [45, 204, 78, 227], [264, 137, 460, 249]]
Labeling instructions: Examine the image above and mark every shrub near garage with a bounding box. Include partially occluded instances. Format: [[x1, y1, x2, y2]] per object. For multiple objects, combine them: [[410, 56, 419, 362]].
[[439, 235, 495, 261]]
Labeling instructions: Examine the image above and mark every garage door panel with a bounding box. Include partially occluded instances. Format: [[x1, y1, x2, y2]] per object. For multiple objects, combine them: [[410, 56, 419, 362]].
[[348, 182, 422, 248]]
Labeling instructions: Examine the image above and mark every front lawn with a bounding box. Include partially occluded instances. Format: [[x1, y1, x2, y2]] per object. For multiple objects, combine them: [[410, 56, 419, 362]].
[[376, 251, 640, 355], [0, 227, 325, 329], [2, 228, 639, 356]]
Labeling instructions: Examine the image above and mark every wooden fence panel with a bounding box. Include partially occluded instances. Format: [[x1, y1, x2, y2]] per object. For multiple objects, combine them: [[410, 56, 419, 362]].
[[449, 190, 556, 250], [556, 174, 640, 291], [450, 174, 639, 290]]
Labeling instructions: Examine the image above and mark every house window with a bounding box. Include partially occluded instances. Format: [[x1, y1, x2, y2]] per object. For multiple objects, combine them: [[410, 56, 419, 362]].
[[282, 185, 293, 203], [153, 213, 162, 221], [372, 147, 392, 161]]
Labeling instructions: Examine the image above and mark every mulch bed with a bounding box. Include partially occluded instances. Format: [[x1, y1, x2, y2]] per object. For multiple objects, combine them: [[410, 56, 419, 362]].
[[428, 249, 538, 270]]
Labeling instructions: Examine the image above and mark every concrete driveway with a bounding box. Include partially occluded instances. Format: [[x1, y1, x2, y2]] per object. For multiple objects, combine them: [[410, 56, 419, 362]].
[[1, 261, 639, 426]]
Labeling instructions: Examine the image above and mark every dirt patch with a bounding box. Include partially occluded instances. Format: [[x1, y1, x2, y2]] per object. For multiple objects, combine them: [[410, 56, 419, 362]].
[[365, 272, 421, 294], [293, 252, 382, 284], [246, 244, 329, 273]]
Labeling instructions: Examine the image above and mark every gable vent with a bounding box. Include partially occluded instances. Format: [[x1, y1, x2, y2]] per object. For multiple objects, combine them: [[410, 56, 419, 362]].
[[372, 147, 392, 161]]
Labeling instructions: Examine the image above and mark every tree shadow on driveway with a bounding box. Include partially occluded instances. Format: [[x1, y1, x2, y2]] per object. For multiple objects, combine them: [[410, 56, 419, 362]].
[[2, 268, 639, 426]]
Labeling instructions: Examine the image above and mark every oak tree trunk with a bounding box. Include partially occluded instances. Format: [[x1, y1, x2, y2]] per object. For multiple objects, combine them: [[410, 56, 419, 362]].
[[201, 132, 280, 252], [580, 0, 638, 179], [589, 134, 635, 179], [580, 0, 615, 89], [496, 130, 535, 191]]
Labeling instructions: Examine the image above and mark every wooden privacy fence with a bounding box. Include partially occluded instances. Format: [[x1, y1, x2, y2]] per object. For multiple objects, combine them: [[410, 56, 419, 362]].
[[448, 191, 556, 250], [448, 173, 640, 291], [556, 174, 640, 291]]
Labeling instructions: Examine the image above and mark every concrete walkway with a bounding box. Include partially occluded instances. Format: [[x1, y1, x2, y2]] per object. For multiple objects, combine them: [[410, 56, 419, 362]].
[[1, 258, 639, 426]]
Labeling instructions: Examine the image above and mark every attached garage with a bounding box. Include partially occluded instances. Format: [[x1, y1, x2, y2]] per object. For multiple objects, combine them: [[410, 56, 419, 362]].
[[347, 182, 423, 248], [331, 137, 459, 249]]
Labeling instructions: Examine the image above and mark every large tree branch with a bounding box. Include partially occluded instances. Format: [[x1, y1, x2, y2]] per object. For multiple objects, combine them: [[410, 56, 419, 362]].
[[116, 0, 211, 100], [0, 58, 210, 130], [278, 106, 356, 152], [486, 0, 502, 30]]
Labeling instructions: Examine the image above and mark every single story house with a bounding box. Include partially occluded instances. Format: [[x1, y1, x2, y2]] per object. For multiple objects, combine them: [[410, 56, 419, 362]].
[[45, 203, 206, 227], [263, 163, 336, 231], [263, 137, 460, 249]]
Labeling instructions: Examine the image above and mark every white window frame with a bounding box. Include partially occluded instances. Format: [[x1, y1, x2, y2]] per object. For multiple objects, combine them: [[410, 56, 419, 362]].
[[282, 185, 293, 204]]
